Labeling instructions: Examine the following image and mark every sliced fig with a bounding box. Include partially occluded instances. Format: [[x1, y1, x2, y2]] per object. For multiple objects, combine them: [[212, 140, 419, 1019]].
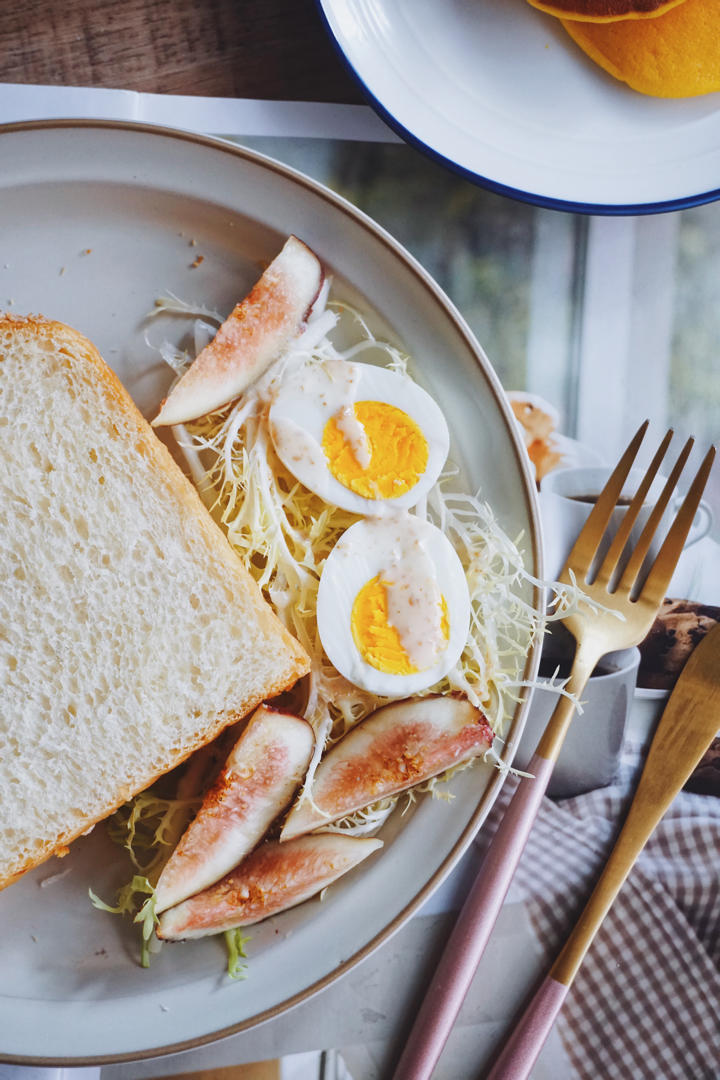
[[156, 834, 382, 940], [281, 696, 493, 841], [154, 704, 314, 913], [152, 235, 324, 427]]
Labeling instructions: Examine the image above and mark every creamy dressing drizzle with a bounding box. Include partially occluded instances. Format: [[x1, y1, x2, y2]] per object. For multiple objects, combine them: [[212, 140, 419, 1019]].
[[383, 542, 446, 671], [335, 404, 372, 468], [270, 358, 375, 493], [346, 514, 446, 671], [269, 416, 329, 474]]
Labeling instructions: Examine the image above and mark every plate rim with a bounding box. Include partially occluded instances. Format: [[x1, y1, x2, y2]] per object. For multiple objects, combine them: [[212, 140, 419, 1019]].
[[315, 0, 720, 216], [0, 116, 543, 1066]]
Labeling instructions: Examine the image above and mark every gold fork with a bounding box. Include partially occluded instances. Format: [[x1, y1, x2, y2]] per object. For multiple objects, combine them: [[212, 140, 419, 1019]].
[[391, 423, 716, 1080], [533, 422, 714, 771]]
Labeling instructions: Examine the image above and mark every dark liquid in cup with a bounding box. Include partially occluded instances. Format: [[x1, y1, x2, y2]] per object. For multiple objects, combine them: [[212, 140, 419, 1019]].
[[567, 494, 635, 507]]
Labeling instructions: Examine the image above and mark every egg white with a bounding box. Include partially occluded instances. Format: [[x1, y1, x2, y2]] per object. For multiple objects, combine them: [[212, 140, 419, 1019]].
[[316, 513, 471, 698], [268, 359, 449, 514]]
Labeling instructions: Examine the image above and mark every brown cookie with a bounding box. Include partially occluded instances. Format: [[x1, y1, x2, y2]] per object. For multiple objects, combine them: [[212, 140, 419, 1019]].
[[638, 598, 720, 690]]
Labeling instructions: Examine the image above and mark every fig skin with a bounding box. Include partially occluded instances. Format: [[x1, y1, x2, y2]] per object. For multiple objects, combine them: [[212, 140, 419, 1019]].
[[155, 704, 314, 913], [281, 695, 493, 841], [153, 235, 324, 427], [157, 833, 382, 939]]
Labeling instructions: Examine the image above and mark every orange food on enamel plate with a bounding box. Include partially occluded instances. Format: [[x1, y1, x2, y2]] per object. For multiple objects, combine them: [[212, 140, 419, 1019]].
[[560, 0, 720, 97], [527, 0, 687, 21]]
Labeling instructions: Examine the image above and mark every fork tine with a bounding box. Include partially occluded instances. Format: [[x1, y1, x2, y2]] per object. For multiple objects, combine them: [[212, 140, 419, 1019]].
[[617, 437, 694, 593], [594, 429, 674, 588], [564, 421, 648, 576], [637, 445, 717, 607]]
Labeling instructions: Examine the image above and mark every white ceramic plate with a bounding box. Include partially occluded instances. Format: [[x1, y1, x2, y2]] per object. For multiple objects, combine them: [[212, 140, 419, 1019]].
[[0, 120, 541, 1065], [317, 0, 720, 213]]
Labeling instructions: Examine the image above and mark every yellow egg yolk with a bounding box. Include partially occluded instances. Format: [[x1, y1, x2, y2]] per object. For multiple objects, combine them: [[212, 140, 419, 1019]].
[[351, 575, 449, 675], [321, 400, 429, 500]]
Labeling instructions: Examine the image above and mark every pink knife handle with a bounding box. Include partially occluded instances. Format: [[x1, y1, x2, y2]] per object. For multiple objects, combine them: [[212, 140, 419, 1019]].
[[391, 753, 555, 1080], [486, 976, 568, 1080]]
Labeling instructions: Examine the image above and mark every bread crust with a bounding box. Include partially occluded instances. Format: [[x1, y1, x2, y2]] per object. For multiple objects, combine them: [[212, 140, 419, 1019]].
[[0, 314, 311, 891]]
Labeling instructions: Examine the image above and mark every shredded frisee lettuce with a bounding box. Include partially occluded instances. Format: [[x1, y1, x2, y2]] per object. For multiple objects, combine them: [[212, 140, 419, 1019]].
[[97, 288, 560, 968], [89, 875, 158, 968], [225, 928, 252, 980], [90, 791, 199, 967], [169, 299, 546, 809], [105, 791, 201, 876]]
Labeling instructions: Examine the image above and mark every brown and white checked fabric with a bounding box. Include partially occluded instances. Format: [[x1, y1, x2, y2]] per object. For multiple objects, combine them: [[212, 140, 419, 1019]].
[[477, 747, 720, 1080]]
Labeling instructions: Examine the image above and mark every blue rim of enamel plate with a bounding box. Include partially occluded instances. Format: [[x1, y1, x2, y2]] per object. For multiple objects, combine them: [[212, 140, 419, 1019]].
[[315, 0, 720, 217]]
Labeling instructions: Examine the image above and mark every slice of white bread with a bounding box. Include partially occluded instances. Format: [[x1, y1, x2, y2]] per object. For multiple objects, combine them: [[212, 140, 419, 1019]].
[[0, 314, 310, 891]]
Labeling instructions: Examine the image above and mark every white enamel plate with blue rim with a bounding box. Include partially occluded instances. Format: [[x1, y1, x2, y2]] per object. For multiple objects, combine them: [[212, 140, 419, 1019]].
[[0, 120, 540, 1064], [317, 0, 720, 214]]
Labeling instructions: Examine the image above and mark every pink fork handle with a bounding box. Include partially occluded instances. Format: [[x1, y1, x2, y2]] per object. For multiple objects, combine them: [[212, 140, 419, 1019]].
[[485, 976, 569, 1080], [391, 754, 555, 1080]]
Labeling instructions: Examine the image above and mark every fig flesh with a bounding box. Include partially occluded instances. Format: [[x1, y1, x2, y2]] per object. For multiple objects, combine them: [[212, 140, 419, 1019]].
[[152, 235, 324, 427], [155, 704, 314, 913], [157, 833, 382, 939], [281, 695, 493, 841]]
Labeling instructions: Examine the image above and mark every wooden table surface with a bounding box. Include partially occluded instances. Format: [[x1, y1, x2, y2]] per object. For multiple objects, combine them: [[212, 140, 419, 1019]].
[[1, 0, 363, 102]]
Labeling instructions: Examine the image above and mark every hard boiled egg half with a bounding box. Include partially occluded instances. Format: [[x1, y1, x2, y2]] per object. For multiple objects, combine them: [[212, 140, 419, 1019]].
[[316, 513, 471, 697], [268, 358, 449, 514]]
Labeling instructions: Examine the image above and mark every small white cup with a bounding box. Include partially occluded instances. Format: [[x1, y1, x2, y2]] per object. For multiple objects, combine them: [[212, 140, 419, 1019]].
[[539, 465, 713, 582], [514, 636, 640, 798]]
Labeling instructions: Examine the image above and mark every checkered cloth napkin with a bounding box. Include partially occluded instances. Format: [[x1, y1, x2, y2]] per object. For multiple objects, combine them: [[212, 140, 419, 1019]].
[[477, 745, 720, 1080]]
